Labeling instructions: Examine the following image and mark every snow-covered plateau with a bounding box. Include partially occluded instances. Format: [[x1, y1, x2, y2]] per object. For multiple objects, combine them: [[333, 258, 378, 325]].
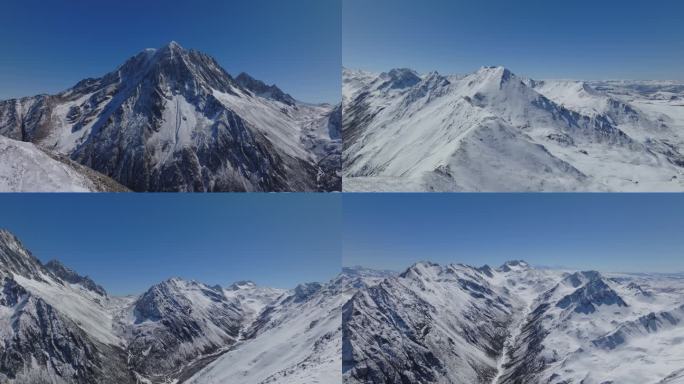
[[0, 229, 344, 383], [0, 42, 341, 192], [343, 67, 684, 191], [343, 261, 684, 384]]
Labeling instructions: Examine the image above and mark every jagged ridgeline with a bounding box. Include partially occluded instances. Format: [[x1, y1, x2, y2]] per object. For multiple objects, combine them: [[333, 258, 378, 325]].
[[0, 42, 341, 192], [342, 66, 684, 192], [0, 229, 348, 384], [342, 261, 684, 384]]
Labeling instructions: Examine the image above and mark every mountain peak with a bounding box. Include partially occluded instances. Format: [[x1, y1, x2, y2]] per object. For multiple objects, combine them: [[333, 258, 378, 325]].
[[380, 68, 421, 89], [291, 282, 323, 302], [474, 66, 517, 89], [561, 270, 602, 288], [45, 259, 107, 296], [235, 72, 296, 106], [228, 280, 257, 290], [0, 229, 45, 279], [161, 40, 184, 52], [499, 259, 530, 272], [557, 275, 628, 314]]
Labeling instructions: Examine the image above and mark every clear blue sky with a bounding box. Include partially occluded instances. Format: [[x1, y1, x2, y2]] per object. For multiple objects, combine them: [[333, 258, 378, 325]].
[[0, 194, 341, 295], [343, 194, 684, 273], [343, 0, 684, 80], [0, 0, 341, 103]]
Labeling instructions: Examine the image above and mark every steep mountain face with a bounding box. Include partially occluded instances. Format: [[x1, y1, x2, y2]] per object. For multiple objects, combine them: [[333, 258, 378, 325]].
[[343, 67, 684, 192], [0, 135, 128, 192], [122, 278, 246, 381], [0, 42, 340, 192], [0, 230, 133, 384], [343, 261, 684, 384], [0, 229, 339, 384]]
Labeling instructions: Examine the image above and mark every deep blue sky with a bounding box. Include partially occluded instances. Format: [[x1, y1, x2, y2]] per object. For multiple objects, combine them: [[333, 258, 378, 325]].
[[343, 194, 684, 273], [343, 0, 684, 80], [0, 194, 341, 295], [0, 0, 341, 103]]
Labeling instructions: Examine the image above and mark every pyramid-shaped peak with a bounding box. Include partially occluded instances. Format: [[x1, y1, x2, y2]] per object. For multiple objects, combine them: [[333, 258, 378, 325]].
[[561, 270, 603, 287], [380, 68, 421, 89], [163, 40, 184, 51], [476, 66, 515, 82]]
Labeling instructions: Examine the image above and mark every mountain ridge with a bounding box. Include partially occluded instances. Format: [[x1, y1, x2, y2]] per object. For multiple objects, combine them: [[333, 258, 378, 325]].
[[0, 229, 342, 384], [343, 66, 684, 192], [343, 260, 684, 384], [0, 41, 341, 192]]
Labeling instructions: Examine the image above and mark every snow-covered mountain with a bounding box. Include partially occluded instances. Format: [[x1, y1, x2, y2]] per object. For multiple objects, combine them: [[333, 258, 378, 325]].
[[0, 135, 128, 192], [343, 67, 684, 191], [0, 229, 341, 383], [343, 261, 684, 384], [187, 278, 350, 384], [0, 42, 341, 192]]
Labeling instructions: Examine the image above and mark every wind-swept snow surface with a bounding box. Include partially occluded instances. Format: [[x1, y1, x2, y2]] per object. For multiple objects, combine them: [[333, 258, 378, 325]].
[[343, 261, 684, 384], [0, 42, 341, 192], [343, 67, 684, 191], [0, 135, 127, 191]]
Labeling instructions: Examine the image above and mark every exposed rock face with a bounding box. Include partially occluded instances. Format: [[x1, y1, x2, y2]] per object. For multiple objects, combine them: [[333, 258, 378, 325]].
[[0, 42, 340, 192], [343, 261, 684, 384], [45, 260, 107, 296], [0, 230, 134, 384], [235, 72, 297, 106], [0, 229, 343, 384], [126, 278, 244, 381]]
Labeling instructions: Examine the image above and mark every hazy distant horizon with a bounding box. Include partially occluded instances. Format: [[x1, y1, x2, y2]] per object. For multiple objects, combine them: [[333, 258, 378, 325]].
[[343, 194, 684, 274], [343, 0, 684, 82], [344, 65, 684, 83]]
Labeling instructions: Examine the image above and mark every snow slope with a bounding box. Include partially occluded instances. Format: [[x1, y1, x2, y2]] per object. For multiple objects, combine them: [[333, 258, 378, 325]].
[[187, 279, 349, 384], [343, 67, 684, 191], [0, 229, 339, 384], [343, 261, 684, 384], [0, 135, 127, 192]]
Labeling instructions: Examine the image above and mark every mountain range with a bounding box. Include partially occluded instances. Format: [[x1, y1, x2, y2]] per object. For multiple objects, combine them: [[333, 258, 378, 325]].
[[0, 229, 344, 383], [343, 261, 684, 384], [342, 66, 684, 191], [0, 42, 341, 192]]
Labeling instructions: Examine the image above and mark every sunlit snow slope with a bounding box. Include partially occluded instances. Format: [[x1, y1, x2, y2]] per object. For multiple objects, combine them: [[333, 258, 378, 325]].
[[0, 135, 128, 192], [343, 67, 684, 191], [343, 261, 684, 384], [0, 229, 341, 384]]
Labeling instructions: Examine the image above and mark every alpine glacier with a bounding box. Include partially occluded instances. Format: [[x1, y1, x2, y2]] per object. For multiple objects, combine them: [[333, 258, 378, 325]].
[[343, 261, 684, 384], [342, 67, 684, 191], [0, 42, 341, 192], [0, 229, 342, 383]]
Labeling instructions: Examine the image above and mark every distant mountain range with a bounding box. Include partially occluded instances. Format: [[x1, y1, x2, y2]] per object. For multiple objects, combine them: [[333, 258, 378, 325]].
[[0, 229, 345, 383], [343, 261, 684, 384], [343, 66, 684, 191], [0, 42, 341, 192], [3, 228, 682, 383]]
